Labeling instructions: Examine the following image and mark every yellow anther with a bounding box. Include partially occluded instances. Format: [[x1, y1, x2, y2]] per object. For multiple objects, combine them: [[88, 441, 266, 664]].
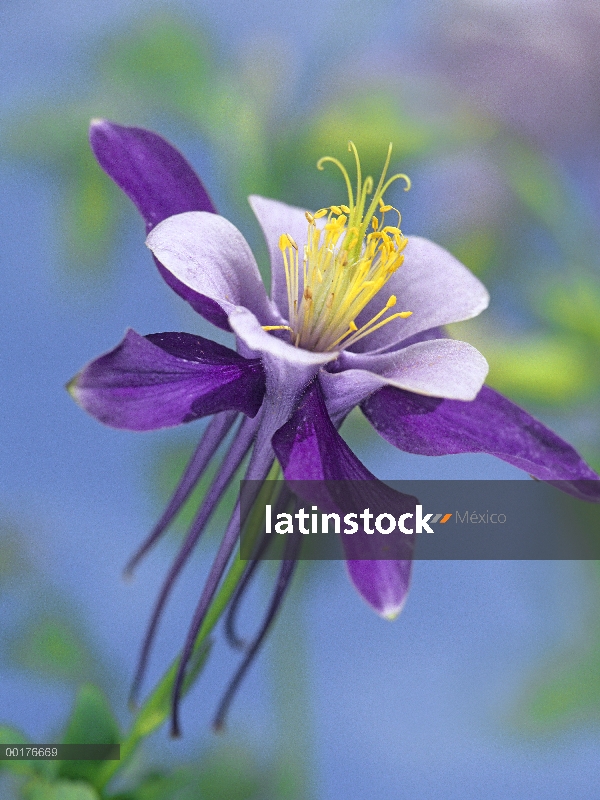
[[262, 325, 294, 332], [272, 142, 412, 352], [398, 311, 412, 318]]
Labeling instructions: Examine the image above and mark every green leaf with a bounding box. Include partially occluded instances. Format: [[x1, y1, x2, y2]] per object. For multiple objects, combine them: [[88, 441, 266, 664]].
[[60, 164, 118, 271], [57, 685, 120, 787], [0, 725, 28, 746], [99, 13, 212, 117], [0, 522, 31, 584], [7, 615, 99, 684], [500, 139, 569, 234], [111, 751, 267, 800], [95, 642, 212, 791], [195, 747, 263, 800], [301, 90, 435, 170], [22, 778, 100, 800], [443, 227, 499, 278], [516, 642, 600, 734], [0, 726, 37, 777], [542, 279, 600, 345], [109, 767, 202, 800], [482, 335, 595, 404]]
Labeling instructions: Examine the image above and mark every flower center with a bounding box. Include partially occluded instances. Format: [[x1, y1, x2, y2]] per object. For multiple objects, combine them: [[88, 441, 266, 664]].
[[266, 142, 412, 352]]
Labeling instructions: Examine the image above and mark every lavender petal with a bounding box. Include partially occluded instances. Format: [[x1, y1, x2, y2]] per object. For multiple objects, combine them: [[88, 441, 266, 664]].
[[322, 339, 489, 420], [351, 236, 490, 354], [89, 119, 229, 329], [146, 212, 278, 325]]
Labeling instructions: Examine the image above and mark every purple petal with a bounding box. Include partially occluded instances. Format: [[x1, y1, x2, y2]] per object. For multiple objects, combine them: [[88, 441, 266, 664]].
[[146, 212, 277, 324], [89, 119, 229, 330], [322, 339, 489, 420], [344, 561, 412, 620], [362, 385, 600, 500], [351, 236, 490, 354], [272, 381, 414, 618], [248, 195, 312, 317], [90, 119, 216, 228], [68, 329, 265, 430]]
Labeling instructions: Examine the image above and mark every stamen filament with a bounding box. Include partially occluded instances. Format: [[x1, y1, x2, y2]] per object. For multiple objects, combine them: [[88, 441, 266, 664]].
[[273, 142, 412, 353], [327, 320, 358, 351], [343, 311, 412, 349]]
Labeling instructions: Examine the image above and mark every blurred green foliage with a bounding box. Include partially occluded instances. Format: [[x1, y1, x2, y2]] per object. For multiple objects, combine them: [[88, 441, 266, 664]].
[[58, 685, 121, 786], [478, 334, 593, 404], [7, 615, 100, 685], [520, 643, 600, 732], [0, 511, 309, 798], [1, 679, 301, 800], [0, 520, 109, 689]]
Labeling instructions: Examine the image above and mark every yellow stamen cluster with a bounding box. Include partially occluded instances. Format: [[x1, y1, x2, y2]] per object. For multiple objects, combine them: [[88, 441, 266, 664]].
[[273, 142, 412, 352]]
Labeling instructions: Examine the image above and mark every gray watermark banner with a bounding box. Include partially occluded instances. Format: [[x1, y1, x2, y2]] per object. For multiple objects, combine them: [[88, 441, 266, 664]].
[[239, 480, 600, 560]]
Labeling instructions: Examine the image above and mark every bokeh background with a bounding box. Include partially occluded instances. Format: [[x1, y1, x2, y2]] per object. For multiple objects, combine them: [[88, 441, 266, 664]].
[[2, 0, 600, 797]]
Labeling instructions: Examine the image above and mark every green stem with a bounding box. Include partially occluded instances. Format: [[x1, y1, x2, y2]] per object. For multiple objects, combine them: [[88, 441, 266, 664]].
[[271, 562, 314, 800], [96, 466, 282, 792]]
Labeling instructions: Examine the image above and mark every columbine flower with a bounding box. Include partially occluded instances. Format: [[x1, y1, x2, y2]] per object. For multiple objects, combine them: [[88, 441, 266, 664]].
[[69, 120, 599, 733]]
